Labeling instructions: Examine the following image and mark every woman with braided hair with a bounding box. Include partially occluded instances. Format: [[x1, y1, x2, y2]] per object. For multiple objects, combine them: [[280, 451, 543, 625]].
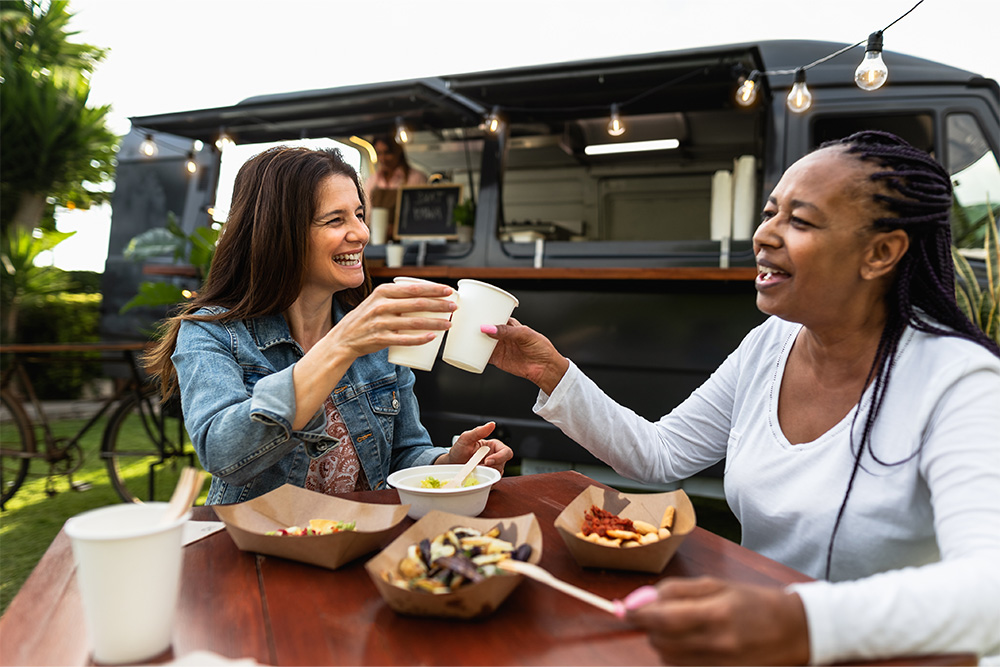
[[482, 131, 1000, 664]]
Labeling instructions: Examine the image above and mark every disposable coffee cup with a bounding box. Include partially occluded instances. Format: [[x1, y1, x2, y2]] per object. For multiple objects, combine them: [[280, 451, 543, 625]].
[[387, 277, 457, 371], [369, 208, 390, 245], [385, 243, 405, 268], [442, 279, 519, 374], [65, 503, 190, 665]]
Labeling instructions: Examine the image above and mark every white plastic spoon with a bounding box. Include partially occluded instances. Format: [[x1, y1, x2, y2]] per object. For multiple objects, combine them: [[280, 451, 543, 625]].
[[441, 445, 490, 489]]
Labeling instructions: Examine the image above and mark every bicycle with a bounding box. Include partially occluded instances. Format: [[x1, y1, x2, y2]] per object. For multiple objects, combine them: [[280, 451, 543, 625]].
[[0, 342, 196, 508]]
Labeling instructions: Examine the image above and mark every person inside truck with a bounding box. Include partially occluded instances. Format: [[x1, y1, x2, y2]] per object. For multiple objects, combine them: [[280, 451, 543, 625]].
[[143, 146, 511, 505], [366, 133, 428, 191], [481, 131, 1000, 664]]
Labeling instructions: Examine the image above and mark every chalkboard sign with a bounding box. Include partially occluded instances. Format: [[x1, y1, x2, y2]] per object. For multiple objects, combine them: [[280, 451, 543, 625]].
[[394, 184, 463, 240]]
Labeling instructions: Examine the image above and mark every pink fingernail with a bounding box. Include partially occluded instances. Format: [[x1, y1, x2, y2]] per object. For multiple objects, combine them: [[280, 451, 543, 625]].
[[612, 599, 626, 619], [623, 585, 658, 610], [480, 324, 497, 335]]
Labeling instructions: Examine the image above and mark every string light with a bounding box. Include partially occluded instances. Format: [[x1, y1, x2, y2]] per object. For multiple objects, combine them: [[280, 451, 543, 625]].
[[735, 71, 760, 108], [786, 68, 813, 114], [728, 1, 920, 113], [185, 152, 197, 174], [607, 104, 625, 137], [215, 130, 234, 151], [394, 117, 410, 144], [485, 106, 503, 134], [139, 133, 157, 157], [855, 30, 888, 90]]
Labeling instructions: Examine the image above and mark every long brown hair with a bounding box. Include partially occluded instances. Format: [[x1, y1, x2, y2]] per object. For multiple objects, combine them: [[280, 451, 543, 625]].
[[144, 146, 373, 398]]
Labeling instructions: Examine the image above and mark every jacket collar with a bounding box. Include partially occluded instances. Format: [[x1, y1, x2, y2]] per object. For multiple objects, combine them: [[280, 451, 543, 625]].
[[246, 300, 349, 352]]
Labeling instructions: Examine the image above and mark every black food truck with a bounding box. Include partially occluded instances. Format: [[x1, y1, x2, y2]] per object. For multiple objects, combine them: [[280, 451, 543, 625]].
[[107, 40, 1000, 497]]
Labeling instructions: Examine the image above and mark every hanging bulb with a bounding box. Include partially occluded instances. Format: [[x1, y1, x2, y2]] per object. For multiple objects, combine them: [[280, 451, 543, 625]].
[[607, 104, 625, 137], [485, 106, 503, 134], [855, 31, 888, 91], [786, 68, 813, 114], [215, 131, 234, 151], [735, 71, 759, 107], [139, 133, 158, 157], [394, 117, 410, 144], [185, 152, 197, 174]]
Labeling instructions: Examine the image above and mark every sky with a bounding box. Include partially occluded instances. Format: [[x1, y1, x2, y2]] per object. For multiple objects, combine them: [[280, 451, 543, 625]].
[[46, 0, 1000, 271]]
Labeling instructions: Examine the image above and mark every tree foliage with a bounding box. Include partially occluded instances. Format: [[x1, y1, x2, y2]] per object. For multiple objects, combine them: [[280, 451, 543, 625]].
[[0, 0, 118, 233]]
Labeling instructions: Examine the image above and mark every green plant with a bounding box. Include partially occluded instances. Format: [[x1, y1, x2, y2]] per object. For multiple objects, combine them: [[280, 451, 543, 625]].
[[952, 204, 999, 345], [452, 199, 476, 227], [0, 0, 117, 233], [0, 226, 75, 340], [119, 212, 219, 313]]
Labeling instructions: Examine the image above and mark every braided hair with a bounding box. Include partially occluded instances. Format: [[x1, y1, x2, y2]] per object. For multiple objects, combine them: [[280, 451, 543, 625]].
[[820, 130, 1000, 578]]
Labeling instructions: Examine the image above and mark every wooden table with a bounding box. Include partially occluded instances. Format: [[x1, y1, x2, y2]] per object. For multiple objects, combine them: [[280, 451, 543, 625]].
[[0, 471, 973, 666]]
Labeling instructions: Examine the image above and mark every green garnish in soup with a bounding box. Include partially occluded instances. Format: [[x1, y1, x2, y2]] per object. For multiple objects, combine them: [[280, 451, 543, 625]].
[[419, 475, 479, 488]]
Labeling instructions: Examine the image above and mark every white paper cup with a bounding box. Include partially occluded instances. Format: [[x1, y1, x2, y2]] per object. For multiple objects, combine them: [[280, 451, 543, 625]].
[[65, 503, 190, 665], [442, 279, 519, 374], [370, 208, 390, 245], [387, 277, 457, 371], [385, 244, 405, 267]]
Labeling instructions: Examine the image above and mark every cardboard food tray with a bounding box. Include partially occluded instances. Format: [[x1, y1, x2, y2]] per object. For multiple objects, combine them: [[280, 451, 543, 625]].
[[365, 509, 542, 619], [214, 484, 410, 570], [555, 485, 696, 573]]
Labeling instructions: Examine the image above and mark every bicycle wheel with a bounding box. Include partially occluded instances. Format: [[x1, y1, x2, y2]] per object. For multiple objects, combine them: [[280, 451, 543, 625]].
[[101, 386, 196, 503], [1, 389, 35, 508]]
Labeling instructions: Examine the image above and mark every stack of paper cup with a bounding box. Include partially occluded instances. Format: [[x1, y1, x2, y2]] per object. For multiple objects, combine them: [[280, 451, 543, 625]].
[[387, 277, 458, 371], [443, 279, 519, 374], [369, 208, 390, 245], [65, 503, 189, 665]]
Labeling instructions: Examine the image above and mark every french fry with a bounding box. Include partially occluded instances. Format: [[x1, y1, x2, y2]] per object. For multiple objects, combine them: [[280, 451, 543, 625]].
[[639, 532, 660, 545], [659, 505, 675, 530], [632, 519, 657, 535], [658, 527, 671, 540], [606, 529, 640, 541]]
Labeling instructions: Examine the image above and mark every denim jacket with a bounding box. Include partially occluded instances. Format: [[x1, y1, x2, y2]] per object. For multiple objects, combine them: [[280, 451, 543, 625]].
[[172, 303, 448, 505]]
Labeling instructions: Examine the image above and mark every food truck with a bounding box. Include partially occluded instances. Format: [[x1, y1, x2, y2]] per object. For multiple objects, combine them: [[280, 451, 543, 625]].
[[107, 40, 1000, 496]]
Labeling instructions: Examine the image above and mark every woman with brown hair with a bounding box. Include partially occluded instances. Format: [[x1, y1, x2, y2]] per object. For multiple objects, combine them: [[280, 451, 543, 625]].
[[145, 146, 510, 505]]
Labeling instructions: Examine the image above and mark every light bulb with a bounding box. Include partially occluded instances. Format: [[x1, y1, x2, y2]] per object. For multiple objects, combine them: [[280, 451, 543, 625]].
[[215, 132, 234, 151], [185, 152, 197, 174], [735, 72, 759, 107], [485, 106, 502, 134], [607, 104, 625, 137], [855, 31, 888, 91], [394, 117, 409, 144], [139, 133, 157, 157], [786, 68, 813, 114]]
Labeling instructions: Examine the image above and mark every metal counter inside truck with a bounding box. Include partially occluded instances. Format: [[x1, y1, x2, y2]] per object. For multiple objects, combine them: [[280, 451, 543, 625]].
[[107, 40, 1000, 496]]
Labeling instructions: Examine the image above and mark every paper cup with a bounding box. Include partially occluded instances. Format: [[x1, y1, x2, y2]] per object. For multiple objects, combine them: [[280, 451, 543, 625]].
[[442, 279, 519, 374], [369, 208, 390, 245], [387, 277, 457, 371], [385, 244, 405, 268], [65, 503, 189, 665]]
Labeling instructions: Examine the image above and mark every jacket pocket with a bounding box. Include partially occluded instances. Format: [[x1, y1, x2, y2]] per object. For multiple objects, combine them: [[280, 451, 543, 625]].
[[367, 383, 402, 417]]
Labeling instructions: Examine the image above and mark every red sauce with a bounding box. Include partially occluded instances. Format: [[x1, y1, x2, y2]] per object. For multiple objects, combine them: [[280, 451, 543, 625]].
[[581, 505, 635, 537]]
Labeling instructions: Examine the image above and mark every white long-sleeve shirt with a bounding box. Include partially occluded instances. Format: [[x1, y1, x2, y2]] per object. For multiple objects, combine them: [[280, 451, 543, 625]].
[[534, 316, 1000, 664]]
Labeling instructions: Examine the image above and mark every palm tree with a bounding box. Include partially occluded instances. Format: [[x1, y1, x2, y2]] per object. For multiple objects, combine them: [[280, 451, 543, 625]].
[[0, 0, 118, 233]]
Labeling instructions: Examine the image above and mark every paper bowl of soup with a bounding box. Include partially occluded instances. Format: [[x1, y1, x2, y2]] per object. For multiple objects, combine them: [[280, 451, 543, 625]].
[[365, 509, 542, 619], [387, 464, 501, 519]]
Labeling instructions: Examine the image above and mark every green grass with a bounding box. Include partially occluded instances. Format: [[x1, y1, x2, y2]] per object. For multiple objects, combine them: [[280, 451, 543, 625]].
[[1, 414, 202, 616]]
